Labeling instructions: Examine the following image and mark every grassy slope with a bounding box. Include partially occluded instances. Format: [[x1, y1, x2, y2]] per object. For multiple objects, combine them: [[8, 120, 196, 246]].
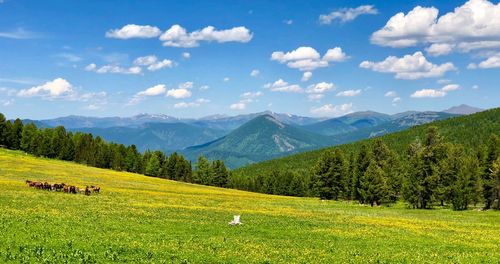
[[0, 149, 499, 263], [235, 108, 500, 179]]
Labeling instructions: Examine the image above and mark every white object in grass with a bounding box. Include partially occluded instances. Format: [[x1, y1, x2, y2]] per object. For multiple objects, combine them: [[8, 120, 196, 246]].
[[228, 215, 242, 225]]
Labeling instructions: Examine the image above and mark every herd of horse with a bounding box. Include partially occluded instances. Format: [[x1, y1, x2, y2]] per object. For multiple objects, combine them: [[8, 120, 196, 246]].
[[25, 180, 100, 196]]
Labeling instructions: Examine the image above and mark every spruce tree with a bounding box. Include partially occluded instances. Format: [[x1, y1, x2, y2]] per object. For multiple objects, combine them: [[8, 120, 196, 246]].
[[482, 134, 499, 209], [450, 156, 482, 210], [145, 152, 162, 176], [9, 119, 23, 150], [360, 161, 388, 206], [194, 156, 212, 185], [212, 160, 229, 187], [0, 113, 6, 146], [313, 149, 346, 200], [352, 144, 371, 202]]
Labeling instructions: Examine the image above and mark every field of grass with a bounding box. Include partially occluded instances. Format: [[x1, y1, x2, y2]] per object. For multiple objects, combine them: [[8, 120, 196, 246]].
[[0, 148, 499, 263]]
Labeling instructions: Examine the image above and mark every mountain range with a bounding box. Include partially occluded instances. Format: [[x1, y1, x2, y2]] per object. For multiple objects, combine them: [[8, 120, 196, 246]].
[[23, 104, 485, 168]]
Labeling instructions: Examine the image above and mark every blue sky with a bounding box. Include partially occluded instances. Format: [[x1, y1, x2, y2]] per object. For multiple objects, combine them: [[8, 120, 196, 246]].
[[0, 0, 499, 119]]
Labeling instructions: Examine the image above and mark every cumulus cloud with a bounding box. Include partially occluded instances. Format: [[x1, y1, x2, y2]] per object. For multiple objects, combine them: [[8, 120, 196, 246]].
[[199, 85, 210, 91], [133, 55, 174, 71], [17, 78, 107, 106], [371, 0, 500, 55], [182, 52, 191, 59], [85, 63, 142, 75], [392, 97, 401, 105], [336, 89, 361, 97], [306, 82, 335, 94], [106, 24, 161, 39], [263, 79, 303, 93], [17, 78, 73, 98], [250, 69, 260, 77], [223, 77, 230, 82], [271, 46, 348, 71], [359, 51, 456, 79], [166, 88, 192, 99], [159, 24, 253, 48], [411, 89, 446, 98], [411, 83, 460, 98], [241, 91, 263, 99], [129, 84, 167, 104], [230, 102, 246, 110], [319, 5, 378, 24], [301, 71, 312, 82], [385, 91, 397, 97], [174, 98, 210, 108], [310, 103, 353, 117], [468, 52, 500, 69]]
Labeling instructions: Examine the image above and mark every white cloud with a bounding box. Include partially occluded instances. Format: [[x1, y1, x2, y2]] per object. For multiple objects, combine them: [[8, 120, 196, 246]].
[[322, 47, 349, 62], [319, 5, 378, 24], [437, 79, 451, 84], [359, 51, 456, 79], [310, 103, 353, 117], [392, 97, 401, 105], [1, 99, 14, 106], [411, 83, 461, 98], [271, 46, 348, 71], [263, 79, 303, 93], [284, 20, 293, 25], [129, 84, 167, 104], [159, 24, 253, 48], [147, 59, 174, 71], [469, 52, 500, 69], [166, 88, 192, 99], [306, 82, 335, 93], [17, 78, 73, 98], [441, 84, 460, 92], [223, 77, 230, 82], [241, 91, 263, 99], [174, 98, 210, 108], [371, 0, 500, 55], [250, 69, 260, 77], [137, 84, 167, 96], [385, 91, 397, 97], [85, 63, 142, 75], [199, 85, 210, 90], [0, 28, 39, 39], [134, 55, 158, 66], [472, 84, 479, 89], [133, 55, 174, 71], [411, 89, 446, 98], [178, 82, 194, 90], [301, 71, 312, 82], [106, 24, 161, 39], [182, 52, 191, 59], [336, 89, 361, 97], [230, 102, 246, 110]]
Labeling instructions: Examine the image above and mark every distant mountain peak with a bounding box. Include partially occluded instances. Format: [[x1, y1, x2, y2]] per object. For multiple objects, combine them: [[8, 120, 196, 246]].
[[443, 104, 483, 115]]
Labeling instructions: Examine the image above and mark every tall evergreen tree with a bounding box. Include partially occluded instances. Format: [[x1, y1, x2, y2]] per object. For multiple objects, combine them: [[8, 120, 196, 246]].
[[450, 155, 482, 210], [211, 160, 229, 187], [482, 134, 500, 209], [194, 156, 212, 185], [0, 113, 6, 146], [352, 144, 372, 202], [145, 151, 162, 176], [360, 161, 388, 206], [314, 149, 346, 200], [8, 119, 23, 150]]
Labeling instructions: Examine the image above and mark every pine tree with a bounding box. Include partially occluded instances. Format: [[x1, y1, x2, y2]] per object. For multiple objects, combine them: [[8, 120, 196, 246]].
[[50, 126, 67, 159], [145, 151, 162, 176], [489, 158, 500, 210], [482, 134, 499, 209], [0, 113, 6, 146], [314, 149, 346, 200], [360, 161, 388, 206], [212, 160, 229, 187], [352, 144, 371, 202], [8, 119, 23, 150], [194, 156, 212, 185], [450, 156, 482, 210]]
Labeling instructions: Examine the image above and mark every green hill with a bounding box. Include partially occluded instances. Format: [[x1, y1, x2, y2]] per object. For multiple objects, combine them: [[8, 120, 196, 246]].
[[0, 148, 498, 262], [73, 122, 226, 153], [183, 114, 336, 168], [234, 108, 500, 180]]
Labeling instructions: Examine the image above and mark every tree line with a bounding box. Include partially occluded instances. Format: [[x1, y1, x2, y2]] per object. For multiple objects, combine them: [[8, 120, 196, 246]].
[[230, 126, 499, 211], [0, 113, 230, 188]]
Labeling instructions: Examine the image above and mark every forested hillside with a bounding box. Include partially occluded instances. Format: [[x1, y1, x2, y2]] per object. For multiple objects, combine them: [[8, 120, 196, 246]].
[[231, 108, 500, 210]]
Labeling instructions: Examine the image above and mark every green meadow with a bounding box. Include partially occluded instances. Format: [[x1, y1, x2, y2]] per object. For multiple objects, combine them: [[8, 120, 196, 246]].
[[0, 148, 499, 263]]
